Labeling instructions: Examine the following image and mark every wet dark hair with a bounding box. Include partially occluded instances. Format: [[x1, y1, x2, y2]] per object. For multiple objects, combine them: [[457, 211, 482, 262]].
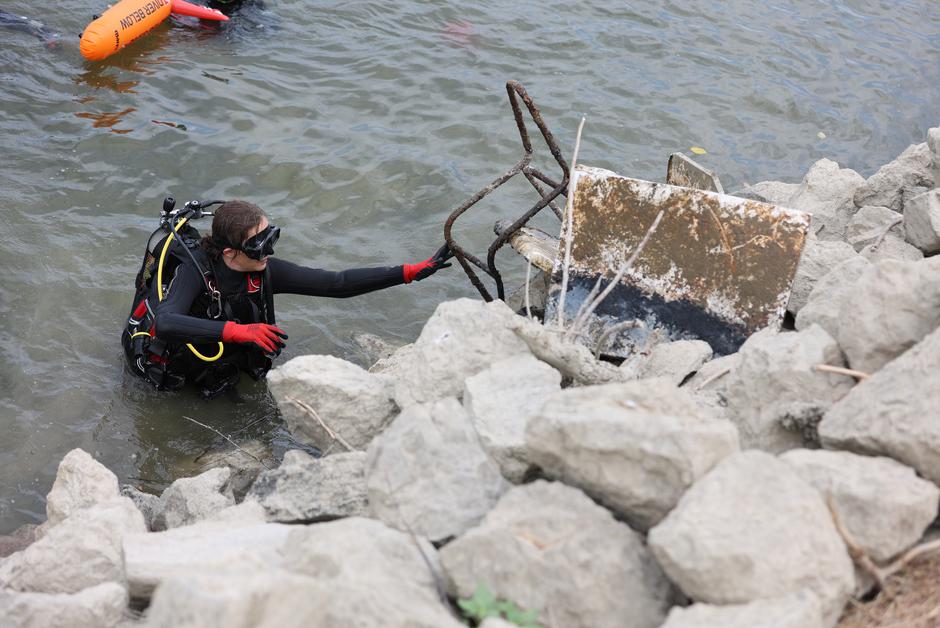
[[202, 200, 267, 259]]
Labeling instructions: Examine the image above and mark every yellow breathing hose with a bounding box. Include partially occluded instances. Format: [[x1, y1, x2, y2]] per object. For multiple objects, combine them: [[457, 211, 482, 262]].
[[157, 217, 224, 362]]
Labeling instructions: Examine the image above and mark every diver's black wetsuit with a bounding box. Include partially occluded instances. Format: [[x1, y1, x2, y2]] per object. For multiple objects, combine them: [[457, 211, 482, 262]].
[[126, 253, 405, 397], [154, 255, 404, 343]]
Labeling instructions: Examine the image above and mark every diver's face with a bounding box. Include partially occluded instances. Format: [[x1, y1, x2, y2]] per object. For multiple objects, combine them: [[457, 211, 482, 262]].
[[222, 217, 270, 273]]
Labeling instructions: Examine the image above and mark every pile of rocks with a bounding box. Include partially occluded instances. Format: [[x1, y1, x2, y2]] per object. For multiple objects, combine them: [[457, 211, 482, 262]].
[[2, 127, 940, 627]]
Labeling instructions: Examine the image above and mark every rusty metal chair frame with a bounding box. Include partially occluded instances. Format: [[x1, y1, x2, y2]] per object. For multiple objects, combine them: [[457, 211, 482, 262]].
[[444, 81, 569, 302]]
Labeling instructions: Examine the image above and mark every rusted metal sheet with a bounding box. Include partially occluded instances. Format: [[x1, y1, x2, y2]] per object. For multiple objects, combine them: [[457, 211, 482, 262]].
[[666, 153, 724, 194], [549, 166, 810, 356]]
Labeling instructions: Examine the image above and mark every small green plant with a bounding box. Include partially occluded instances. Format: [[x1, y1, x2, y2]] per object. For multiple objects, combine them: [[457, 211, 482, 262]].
[[457, 583, 543, 628]]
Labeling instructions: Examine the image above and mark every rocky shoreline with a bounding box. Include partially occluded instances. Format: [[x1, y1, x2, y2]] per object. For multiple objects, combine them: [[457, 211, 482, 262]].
[[2, 126, 940, 627]]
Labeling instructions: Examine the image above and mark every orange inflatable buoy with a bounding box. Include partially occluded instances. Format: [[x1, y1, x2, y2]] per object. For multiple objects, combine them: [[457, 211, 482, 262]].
[[80, 0, 172, 61]]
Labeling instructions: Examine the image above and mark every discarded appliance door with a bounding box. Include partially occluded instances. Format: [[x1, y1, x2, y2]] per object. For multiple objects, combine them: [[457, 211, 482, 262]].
[[548, 166, 811, 356]]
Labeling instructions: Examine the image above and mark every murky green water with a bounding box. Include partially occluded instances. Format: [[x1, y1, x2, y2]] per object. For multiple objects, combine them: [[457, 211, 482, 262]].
[[1, 0, 938, 533]]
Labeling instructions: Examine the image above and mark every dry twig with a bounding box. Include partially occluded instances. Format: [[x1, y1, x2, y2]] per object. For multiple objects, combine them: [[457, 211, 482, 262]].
[[827, 497, 887, 592], [870, 216, 904, 252], [815, 364, 871, 381], [555, 116, 586, 329], [286, 396, 354, 452], [694, 366, 732, 391], [594, 319, 645, 358], [181, 415, 272, 470], [524, 260, 533, 319]]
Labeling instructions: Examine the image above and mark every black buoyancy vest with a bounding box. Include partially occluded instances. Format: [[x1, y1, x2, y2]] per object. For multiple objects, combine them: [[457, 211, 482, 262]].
[[123, 225, 276, 394]]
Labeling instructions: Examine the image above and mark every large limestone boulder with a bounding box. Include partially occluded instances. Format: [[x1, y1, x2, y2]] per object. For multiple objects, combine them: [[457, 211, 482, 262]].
[[786, 158, 865, 241], [739, 180, 800, 206], [904, 189, 940, 253], [859, 233, 924, 262], [819, 325, 940, 485], [722, 326, 854, 452], [845, 205, 903, 251], [780, 449, 939, 562], [0, 497, 146, 593], [123, 521, 295, 599], [245, 450, 368, 522], [392, 299, 532, 406], [0, 582, 127, 628], [146, 517, 463, 627], [143, 570, 462, 628], [648, 451, 854, 624], [854, 142, 934, 212], [462, 355, 561, 483], [440, 481, 672, 628], [42, 448, 120, 534], [795, 256, 871, 337], [836, 257, 940, 373], [155, 467, 235, 530], [660, 590, 825, 628], [282, 517, 455, 624], [366, 397, 508, 543], [268, 354, 398, 452], [526, 379, 739, 531], [787, 237, 857, 314]]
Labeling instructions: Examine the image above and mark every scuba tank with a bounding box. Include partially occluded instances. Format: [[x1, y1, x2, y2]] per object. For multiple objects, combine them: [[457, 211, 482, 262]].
[[124, 196, 225, 390]]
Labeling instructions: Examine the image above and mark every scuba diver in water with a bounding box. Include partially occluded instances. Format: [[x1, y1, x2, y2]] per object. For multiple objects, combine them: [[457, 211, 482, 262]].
[[122, 198, 452, 398]]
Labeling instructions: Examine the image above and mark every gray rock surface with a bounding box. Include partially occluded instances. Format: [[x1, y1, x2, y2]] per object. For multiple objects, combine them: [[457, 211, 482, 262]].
[[845, 205, 903, 251], [143, 569, 461, 628], [836, 257, 940, 373], [627, 339, 713, 385], [0, 524, 38, 559], [42, 448, 119, 533], [684, 352, 741, 393], [781, 449, 939, 562], [143, 517, 462, 628], [156, 467, 235, 530], [660, 590, 825, 628], [366, 397, 509, 542], [722, 326, 854, 452], [0, 582, 127, 628], [120, 486, 161, 532], [268, 354, 398, 452], [505, 314, 625, 385], [462, 355, 561, 482], [787, 237, 857, 314], [854, 142, 934, 211], [246, 449, 369, 522], [859, 233, 924, 262], [123, 521, 295, 599], [187, 441, 272, 498], [928, 126, 940, 184], [0, 497, 146, 593], [740, 180, 800, 206], [282, 517, 454, 624], [392, 299, 532, 406], [526, 379, 739, 530], [787, 158, 864, 240], [904, 189, 940, 253], [349, 332, 400, 368], [648, 451, 854, 625], [441, 481, 672, 628], [795, 256, 871, 337], [820, 325, 940, 485]]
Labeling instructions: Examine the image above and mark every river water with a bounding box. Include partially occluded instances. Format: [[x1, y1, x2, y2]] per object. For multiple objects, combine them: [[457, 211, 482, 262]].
[[1, 0, 937, 533]]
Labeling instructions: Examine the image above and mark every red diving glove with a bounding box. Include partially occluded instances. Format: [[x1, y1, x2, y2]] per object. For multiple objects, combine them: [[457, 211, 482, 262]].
[[403, 244, 454, 283], [222, 322, 288, 354]]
